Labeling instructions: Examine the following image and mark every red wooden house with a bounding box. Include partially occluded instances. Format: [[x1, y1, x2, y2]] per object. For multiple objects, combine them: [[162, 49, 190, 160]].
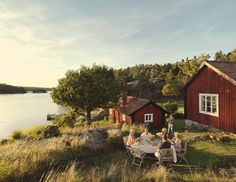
[[183, 61, 236, 133], [109, 92, 167, 128]]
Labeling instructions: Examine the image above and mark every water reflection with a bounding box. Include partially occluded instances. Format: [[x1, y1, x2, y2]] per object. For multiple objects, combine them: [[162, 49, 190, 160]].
[[0, 93, 65, 139]]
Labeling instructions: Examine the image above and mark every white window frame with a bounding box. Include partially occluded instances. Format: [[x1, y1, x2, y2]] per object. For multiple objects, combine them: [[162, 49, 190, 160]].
[[144, 113, 153, 123], [199, 93, 219, 117], [122, 114, 126, 121]]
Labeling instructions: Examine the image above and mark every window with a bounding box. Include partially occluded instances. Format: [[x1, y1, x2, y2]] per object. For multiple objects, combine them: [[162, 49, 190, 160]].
[[144, 113, 153, 123], [199, 93, 219, 117]]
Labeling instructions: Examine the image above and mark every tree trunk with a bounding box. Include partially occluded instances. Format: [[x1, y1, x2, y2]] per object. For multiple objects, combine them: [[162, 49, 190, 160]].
[[105, 107, 109, 120], [86, 110, 92, 125]]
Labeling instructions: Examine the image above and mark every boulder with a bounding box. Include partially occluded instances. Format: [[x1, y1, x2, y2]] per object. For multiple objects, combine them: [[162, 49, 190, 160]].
[[43, 125, 60, 138], [92, 109, 106, 120], [78, 130, 106, 150], [0, 139, 8, 145], [216, 135, 232, 143]]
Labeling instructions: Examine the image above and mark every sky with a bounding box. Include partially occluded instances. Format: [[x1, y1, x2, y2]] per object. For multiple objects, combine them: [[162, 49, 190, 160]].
[[0, 0, 235, 87]]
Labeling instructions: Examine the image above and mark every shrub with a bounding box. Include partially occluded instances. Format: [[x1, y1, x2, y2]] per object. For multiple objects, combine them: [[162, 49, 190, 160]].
[[173, 112, 185, 119], [163, 101, 178, 113], [121, 124, 146, 136], [10, 130, 24, 141], [22, 125, 47, 139], [53, 111, 77, 128]]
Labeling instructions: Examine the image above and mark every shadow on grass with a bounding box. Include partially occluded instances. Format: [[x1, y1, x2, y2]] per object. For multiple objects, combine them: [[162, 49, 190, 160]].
[[186, 145, 236, 170]]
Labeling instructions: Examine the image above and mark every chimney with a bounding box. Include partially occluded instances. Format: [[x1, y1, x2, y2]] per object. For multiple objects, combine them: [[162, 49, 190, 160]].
[[120, 91, 128, 107]]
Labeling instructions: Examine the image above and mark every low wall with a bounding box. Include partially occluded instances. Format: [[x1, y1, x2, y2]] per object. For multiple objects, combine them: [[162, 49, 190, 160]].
[[185, 119, 221, 132]]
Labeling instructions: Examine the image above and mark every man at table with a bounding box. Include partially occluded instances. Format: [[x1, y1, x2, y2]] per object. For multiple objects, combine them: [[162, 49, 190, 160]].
[[140, 128, 152, 141]]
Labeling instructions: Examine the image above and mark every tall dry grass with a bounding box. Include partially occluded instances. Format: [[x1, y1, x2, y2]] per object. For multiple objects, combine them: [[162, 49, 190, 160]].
[[41, 161, 170, 182]]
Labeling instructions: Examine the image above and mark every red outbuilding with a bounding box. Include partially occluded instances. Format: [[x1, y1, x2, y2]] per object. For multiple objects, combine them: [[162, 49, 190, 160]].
[[109, 92, 167, 128], [183, 61, 236, 133]]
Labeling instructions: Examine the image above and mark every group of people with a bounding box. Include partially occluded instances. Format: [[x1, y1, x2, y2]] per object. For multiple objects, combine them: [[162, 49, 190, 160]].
[[126, 127, 183, 152]]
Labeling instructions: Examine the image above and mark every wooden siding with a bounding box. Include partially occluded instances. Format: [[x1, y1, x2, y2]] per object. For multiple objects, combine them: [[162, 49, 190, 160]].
[[132, 103, 165, 127], [185, 66, 236, 133]]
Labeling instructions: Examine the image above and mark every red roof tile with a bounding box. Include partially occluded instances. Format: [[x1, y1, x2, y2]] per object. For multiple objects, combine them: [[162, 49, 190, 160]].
[[116, 96, 166, 115]]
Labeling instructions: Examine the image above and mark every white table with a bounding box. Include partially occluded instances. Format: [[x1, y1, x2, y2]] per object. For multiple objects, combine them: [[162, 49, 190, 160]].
[[131, 141, 177, 163], [131, 143, 159, 153]]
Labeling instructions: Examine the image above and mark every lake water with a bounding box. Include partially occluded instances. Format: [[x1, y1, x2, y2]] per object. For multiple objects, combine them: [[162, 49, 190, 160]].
[[0, 93, 65, 139]]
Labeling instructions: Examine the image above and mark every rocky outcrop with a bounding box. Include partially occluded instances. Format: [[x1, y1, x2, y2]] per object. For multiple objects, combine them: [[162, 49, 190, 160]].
[[208, 133, 232, 143], [43, 125, 60, 138], [77, 130, 106, 150], [92, 109, 106, 121]]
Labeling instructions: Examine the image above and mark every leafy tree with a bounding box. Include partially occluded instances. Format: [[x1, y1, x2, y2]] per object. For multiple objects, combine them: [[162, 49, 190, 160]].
[[215, 51, 228, 61], [162, 83, 181, 97], [227, 49, 236, 62], [51, 64, 121, 125], [163, 101, 178, 113]]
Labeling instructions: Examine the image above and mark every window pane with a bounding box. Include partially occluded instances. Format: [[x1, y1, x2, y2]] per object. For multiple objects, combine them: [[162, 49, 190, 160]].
[[212, 107, 217, 113], [207, 96, 211, 112], [201, 96, 205, 111]]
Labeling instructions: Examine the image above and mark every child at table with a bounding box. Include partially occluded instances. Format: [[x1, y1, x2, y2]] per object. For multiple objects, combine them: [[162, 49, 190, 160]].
[[127, 129, 135, 146], [172, 132, 182, 152]]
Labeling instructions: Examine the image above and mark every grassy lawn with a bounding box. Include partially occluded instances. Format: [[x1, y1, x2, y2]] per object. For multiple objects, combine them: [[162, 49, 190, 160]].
[[1, 117, 236, 181]]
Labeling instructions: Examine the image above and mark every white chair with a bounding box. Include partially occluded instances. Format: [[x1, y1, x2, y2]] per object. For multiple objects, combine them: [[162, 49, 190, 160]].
[[130, 147, 146, 168], [176, 141, 188, 163], [154, 148, 174, 171], [123, 136, 132, 157]]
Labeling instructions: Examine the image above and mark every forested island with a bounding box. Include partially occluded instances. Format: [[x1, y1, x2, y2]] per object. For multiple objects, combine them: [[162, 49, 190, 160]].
[[0, 84, 50, 94], [0, 84, 27, 94]]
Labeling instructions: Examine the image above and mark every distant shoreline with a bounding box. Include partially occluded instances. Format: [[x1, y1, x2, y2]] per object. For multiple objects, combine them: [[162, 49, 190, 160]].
[[0, 83, 51, 94]]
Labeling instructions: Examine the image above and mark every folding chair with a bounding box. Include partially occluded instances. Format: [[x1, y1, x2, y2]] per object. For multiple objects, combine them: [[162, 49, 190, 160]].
[[153, 148, 174, 171], [123, 136, 132, 157], [130, 147, 146, 168], [176, 141, 188, 163]]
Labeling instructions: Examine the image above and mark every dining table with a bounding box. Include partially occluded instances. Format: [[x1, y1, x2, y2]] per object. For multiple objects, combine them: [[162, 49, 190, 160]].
[[131, 139, 177, 163]]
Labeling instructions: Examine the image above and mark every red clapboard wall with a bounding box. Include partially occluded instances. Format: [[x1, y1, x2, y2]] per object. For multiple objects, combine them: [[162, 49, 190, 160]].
[[184, 65, 236, 133]]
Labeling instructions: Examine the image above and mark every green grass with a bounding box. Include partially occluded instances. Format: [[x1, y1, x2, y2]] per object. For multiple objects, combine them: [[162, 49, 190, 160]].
[[1, 110, 236, 181]]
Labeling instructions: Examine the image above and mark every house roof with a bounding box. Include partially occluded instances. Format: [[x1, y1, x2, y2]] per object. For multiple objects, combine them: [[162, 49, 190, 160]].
[[116, 96, 167, 115], [183, 61, 236, 89]]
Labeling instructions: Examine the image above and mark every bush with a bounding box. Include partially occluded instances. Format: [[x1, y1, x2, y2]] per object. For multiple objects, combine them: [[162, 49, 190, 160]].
[[163, 101, 178, 113], [121, 124, 146, 136], [173, 112, 185, 119], [10, 130, 24, 141], [22, 125, 47, 139], [53, 111, 77, 128]]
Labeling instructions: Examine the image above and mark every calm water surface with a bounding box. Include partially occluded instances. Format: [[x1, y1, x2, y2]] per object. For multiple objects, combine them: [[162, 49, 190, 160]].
[[0, 93, 65, 139]]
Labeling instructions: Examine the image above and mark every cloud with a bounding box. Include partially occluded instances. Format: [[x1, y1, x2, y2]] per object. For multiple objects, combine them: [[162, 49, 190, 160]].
[[0, 0, 235, 86]]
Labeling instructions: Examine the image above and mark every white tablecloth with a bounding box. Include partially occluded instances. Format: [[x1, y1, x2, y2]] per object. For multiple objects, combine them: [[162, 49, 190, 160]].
[[131, 142, 177, 163], [131, 143, 159, 153]]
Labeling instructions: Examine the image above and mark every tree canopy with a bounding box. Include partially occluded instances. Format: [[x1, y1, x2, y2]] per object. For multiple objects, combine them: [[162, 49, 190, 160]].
[[115, 48, 236, 100], [51, 64, 121, 125]]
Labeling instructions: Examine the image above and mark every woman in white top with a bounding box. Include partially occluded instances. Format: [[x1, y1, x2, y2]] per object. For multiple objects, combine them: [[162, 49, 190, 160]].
[[140, 128, 152, 141]]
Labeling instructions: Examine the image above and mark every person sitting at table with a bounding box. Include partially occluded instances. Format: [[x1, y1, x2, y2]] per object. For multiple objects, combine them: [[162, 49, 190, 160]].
[[156, 127, 168, 141], [155, 135, 171, 158], [126, 129, 135, 146], [172, 132, 182, 152], [140, 128, 152, 141]]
